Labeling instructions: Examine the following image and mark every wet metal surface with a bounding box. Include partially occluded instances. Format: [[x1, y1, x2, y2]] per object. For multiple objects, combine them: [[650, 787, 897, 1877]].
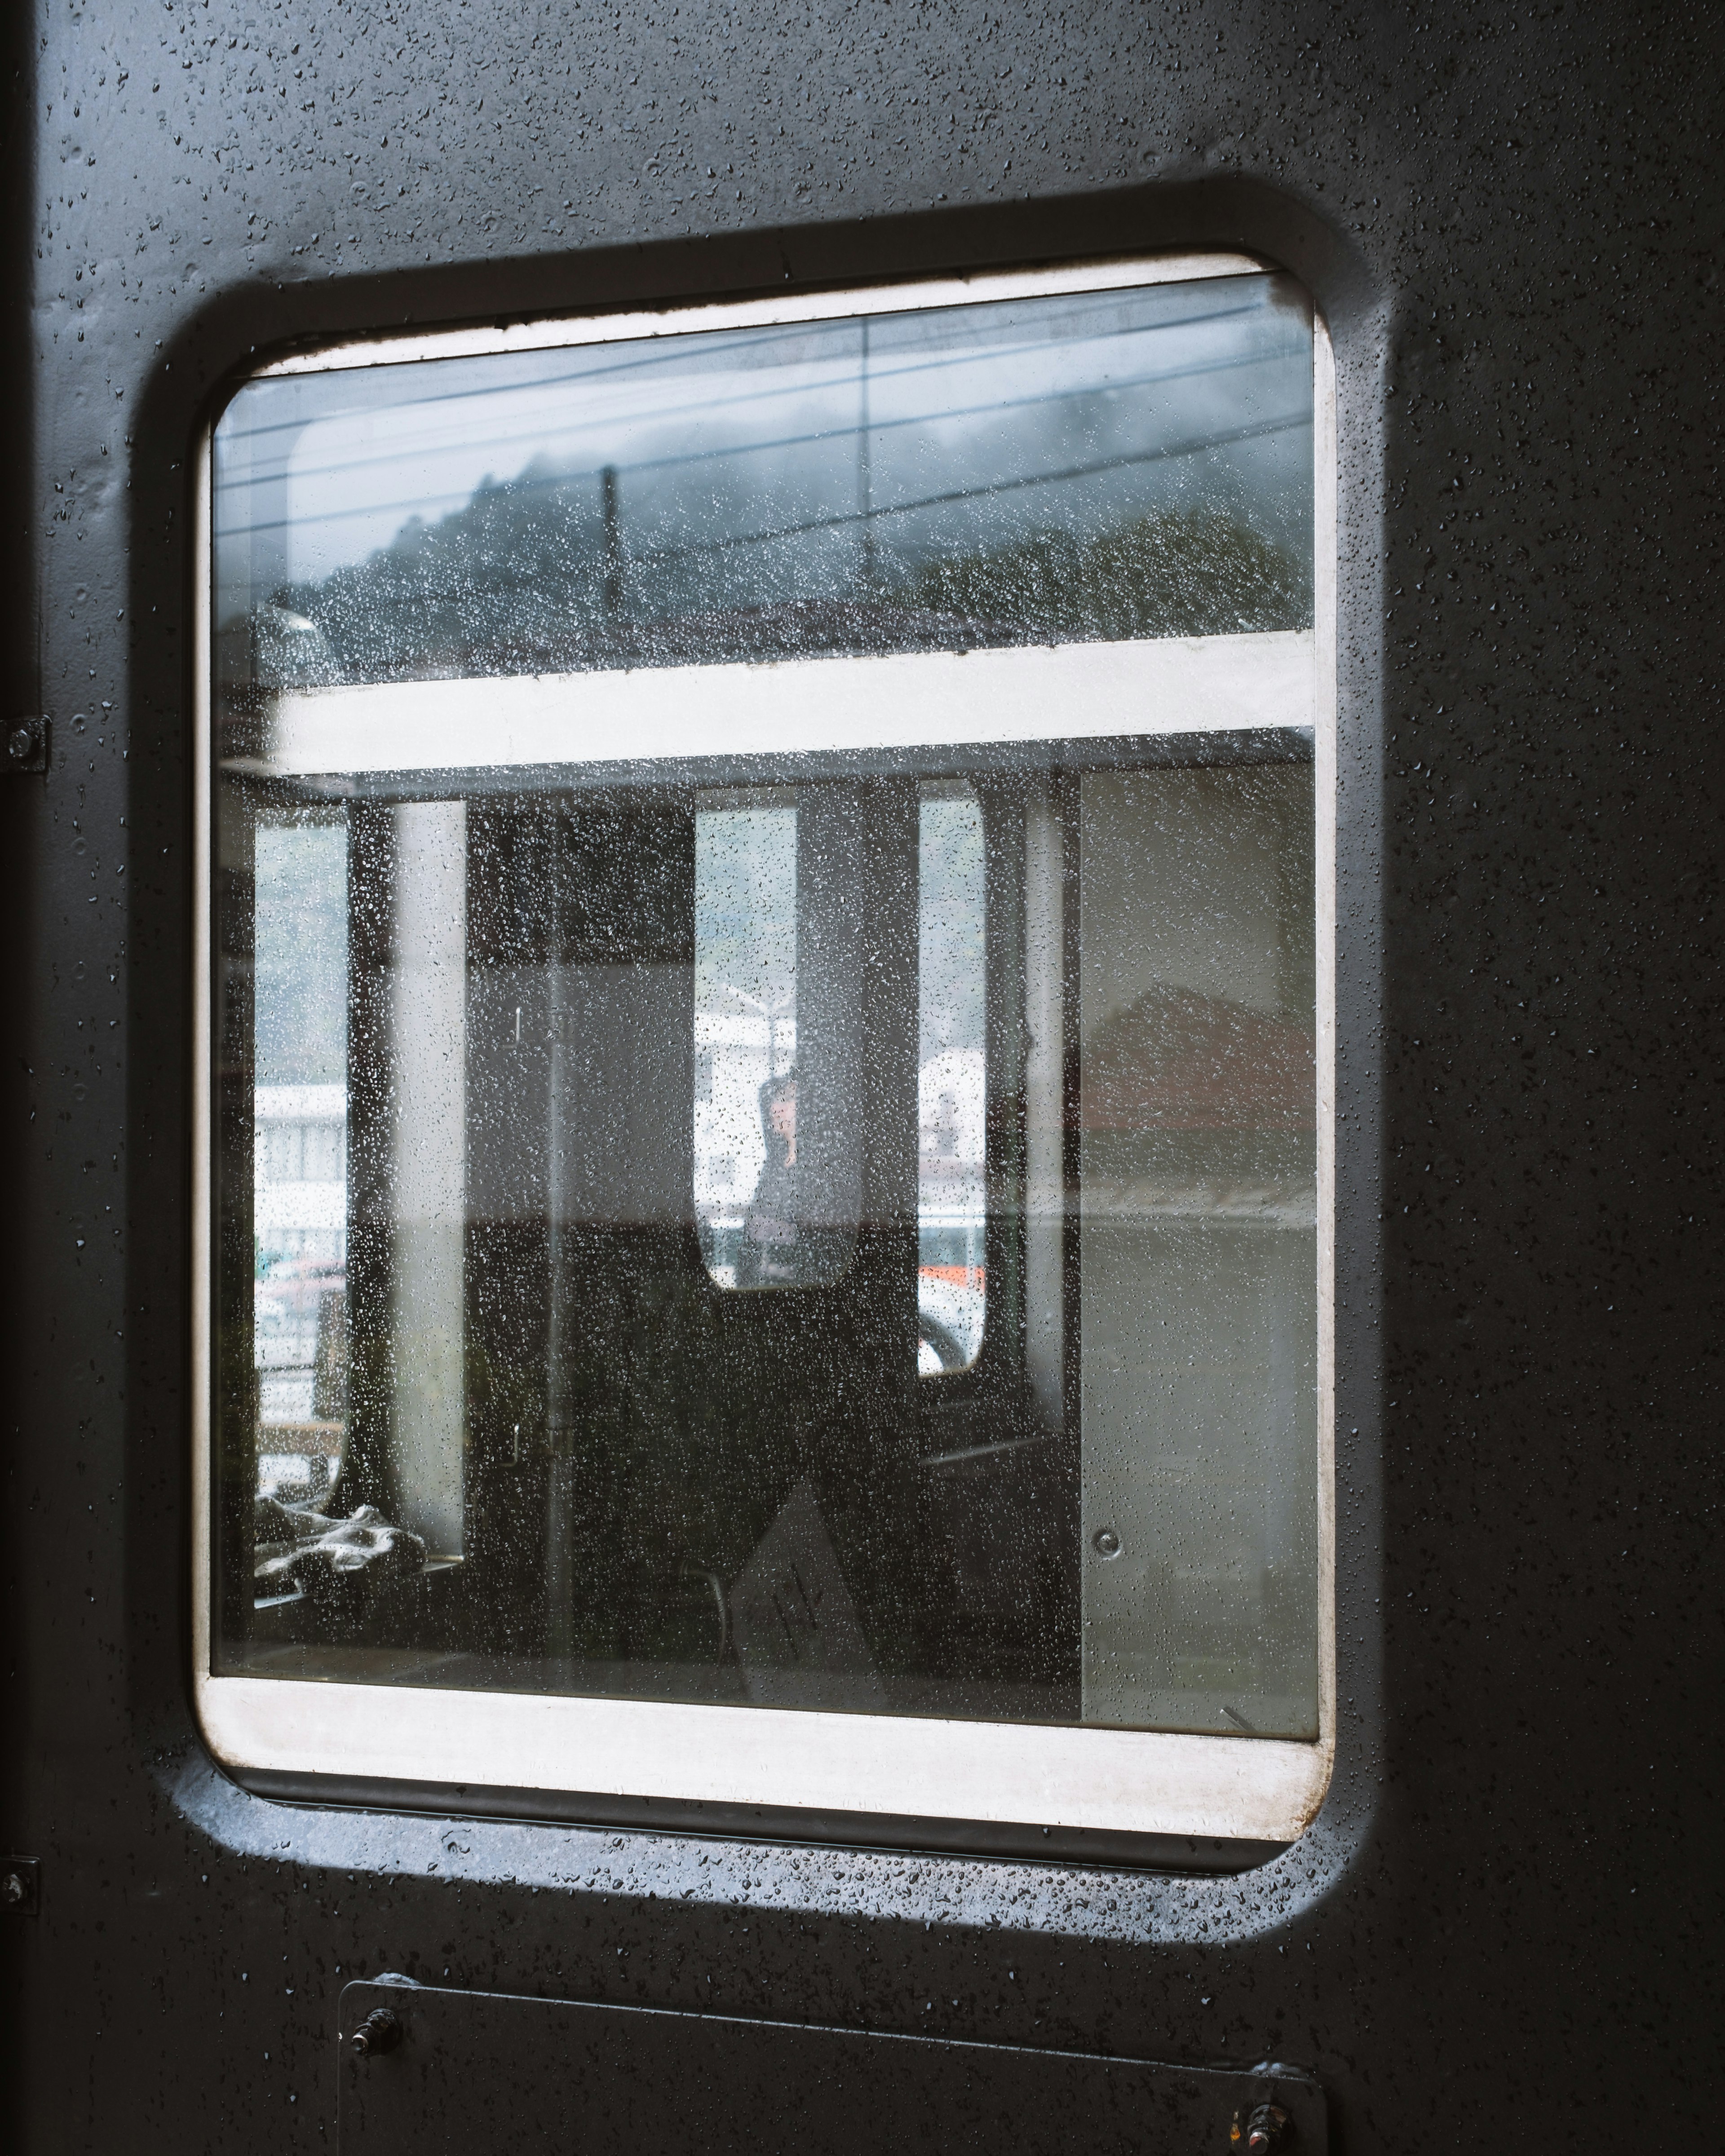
[[335, 1979, 1326, 2153], [0, 2, 1718, 2151]]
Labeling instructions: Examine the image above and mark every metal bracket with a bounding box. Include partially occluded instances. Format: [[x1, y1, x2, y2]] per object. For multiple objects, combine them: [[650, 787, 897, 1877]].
[[5, 716, 50, 774], [0, 1857, 40, 1916], [338, 1981, 1330, 2152]]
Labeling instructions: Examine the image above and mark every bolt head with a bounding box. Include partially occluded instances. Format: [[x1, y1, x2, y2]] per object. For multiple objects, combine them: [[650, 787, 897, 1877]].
[[8, 725, 33, 763], [0, 1872, 24, 1907], [352, 2005, 402, 2057]]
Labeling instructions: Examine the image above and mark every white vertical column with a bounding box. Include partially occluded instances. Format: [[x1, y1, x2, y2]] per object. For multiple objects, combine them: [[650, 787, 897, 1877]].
[[390, 800, 467, 1557], [1022, 787, 1065, 1431]]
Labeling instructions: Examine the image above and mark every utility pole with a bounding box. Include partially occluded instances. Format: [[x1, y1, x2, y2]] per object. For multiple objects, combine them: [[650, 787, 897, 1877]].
[[601, 463, 624, 621], [857, 321, 876, 589]]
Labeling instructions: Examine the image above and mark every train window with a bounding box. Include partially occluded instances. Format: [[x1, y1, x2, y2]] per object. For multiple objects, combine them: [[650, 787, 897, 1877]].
[[196, 255, 1336, 1842], [693, 792, 859, 1292]]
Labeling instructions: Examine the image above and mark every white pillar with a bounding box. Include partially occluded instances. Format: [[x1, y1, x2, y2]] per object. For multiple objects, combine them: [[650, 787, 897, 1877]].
[[1022, 786, 1065, 1432], [389, 800, 467, 1557]]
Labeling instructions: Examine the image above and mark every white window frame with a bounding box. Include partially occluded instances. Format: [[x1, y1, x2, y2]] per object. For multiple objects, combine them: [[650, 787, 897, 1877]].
[[192, 250, 1337, 1846]]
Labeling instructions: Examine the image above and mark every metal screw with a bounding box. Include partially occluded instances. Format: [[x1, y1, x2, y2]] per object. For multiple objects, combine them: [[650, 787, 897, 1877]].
[[4, 717, 48, 774], [1092, 1527, 1122, 1559], [350, 2006, 403, 2058], [0, 1871, 25, 1909], [1238, 2102, 1292, 2153]]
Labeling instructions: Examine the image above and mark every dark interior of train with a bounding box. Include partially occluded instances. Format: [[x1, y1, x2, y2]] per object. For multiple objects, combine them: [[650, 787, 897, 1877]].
[[214, 738, 1316, 1740]]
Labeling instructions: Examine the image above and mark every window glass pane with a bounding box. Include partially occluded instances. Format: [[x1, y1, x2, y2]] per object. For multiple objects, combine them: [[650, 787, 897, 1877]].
[[214, 274, 1311, 704], [918, 786, 986, 1374], [210, 271, 1321, 1747]]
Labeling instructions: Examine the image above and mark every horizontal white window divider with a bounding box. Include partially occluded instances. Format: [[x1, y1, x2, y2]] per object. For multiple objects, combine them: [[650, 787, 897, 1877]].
[[238, 628, 1314, 778]]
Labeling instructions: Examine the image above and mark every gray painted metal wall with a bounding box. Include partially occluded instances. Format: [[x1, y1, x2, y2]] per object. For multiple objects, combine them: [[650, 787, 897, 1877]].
[[0, 2, 1717, 2147]]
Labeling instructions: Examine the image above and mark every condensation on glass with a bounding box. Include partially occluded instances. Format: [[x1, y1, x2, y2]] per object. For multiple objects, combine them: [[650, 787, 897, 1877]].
[[212, 269, 1322, 1743]]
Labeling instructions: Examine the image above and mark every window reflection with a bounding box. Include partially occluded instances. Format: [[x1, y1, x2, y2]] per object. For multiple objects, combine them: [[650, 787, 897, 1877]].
[[252, 821, 348, 1516], [694, 799, 798, 1286], [918, 786, 986, 1374]]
